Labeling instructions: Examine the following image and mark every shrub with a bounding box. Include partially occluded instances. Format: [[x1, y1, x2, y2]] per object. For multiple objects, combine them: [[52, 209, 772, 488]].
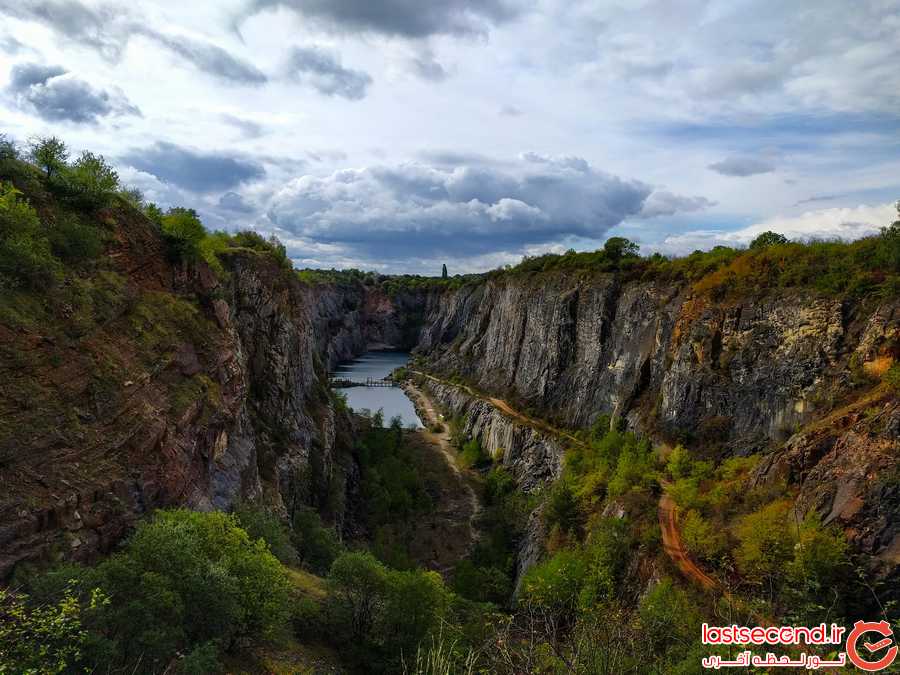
[[459, 438, 489, 468], [578, 517, 633, 607], [680, 509, 726, 563], [235, 503, 299, 565], [0, 181, 60, 288], [665, 444, 692, 480], [787, 512, 849, 592], [29, 135, 68, 178], [325, 552, 451, 671], [734, 500, 794, 588], [0, 585, 108, 675], [62, 151, 120, 208], [520, 548, 588, 615], [292, 507, 343, 574], [161, 208, 207, 262], [49, 213, 105, 263], [542, 480, 583, 538]]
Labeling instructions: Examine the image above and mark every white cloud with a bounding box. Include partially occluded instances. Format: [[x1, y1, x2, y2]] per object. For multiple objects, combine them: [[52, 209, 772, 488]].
[[657, 202, 896, 254]]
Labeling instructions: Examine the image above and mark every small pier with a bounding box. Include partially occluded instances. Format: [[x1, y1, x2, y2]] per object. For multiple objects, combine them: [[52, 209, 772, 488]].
[[330, 377, 397, 388]]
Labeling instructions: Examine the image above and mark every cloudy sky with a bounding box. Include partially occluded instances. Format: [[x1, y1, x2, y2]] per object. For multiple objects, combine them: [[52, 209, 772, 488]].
[[1, 0, 898, 274]]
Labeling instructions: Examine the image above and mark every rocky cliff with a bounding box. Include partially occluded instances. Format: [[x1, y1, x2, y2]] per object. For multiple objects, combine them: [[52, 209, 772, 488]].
[[417, 273, 897, 452], [412, 272, 899, 577], [0, 216, 386, 578]]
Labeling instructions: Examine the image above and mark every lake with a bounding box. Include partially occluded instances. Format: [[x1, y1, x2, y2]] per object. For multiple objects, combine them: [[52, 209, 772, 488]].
[[331, 351, 423, 428]]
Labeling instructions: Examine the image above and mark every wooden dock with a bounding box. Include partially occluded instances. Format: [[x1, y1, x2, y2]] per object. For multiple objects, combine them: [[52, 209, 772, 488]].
[[329, 377, 397, 388]]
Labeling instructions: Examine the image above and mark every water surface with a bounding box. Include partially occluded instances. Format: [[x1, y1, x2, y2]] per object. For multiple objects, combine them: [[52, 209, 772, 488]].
[[331, 351, 422, 428]]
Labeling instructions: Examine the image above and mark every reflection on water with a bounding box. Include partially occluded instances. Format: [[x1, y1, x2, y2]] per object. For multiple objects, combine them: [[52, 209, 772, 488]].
[[331, 351, 422, 428]]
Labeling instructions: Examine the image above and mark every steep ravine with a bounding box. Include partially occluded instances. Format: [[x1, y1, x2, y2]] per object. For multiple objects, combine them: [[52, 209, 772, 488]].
[[411, 273, 899, 580], [3, 252, 897, 585]]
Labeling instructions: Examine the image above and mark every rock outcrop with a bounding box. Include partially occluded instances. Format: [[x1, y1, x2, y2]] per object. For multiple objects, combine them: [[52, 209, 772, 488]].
[[417, 274, 897, 453]]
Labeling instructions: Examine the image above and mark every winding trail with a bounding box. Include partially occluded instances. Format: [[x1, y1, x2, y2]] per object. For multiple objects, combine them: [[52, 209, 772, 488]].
[[403, 380, 482, 553], [658, 485, 717, 591], [408, 369, 723, 595]]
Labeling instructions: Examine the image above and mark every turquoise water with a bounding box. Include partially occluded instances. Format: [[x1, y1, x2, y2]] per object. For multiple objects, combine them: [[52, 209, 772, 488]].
[[331, 351, 423, 428]]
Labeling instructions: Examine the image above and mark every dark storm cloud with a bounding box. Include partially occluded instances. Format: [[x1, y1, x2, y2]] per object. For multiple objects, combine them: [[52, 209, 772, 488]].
[[247, 0, 520, 38], [266, 155, 712, 259], [287, 46, 371, 99], [121, 142, 265, 193], [6, 62, 140, 124], [708, 156, 775, 177], [0, 1, 266, 85]]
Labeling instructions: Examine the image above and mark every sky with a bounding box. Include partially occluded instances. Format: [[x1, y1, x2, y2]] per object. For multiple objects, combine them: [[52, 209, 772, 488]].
[[1, 0, 899, 274]]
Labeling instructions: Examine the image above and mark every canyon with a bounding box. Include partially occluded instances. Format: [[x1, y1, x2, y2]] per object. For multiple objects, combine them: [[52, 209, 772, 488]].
[[2, 204, 897, 593]]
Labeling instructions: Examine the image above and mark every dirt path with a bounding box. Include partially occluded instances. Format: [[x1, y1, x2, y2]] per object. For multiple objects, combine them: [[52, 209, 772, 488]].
[[403, 380, 482, 554], [658, 486, 717, 591]]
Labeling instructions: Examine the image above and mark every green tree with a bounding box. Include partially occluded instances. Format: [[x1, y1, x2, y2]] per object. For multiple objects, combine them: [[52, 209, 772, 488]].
[[234, 503, 299, 565], [543, 480, 583, 538], [88, 509, 289, 669], [65, 151, 120, 208], [161, 207, 206, 261], [441, 263, 448, 279], [665, 444, 692, 480], [603, 236, 639, 262], [735, 500, 794, 594], [749, 231, 788, 249], [0, 181, 60, 288], [29, 136, 69, 178], [0, 133, 17, 161], [681, 509, 726, 563], [0, 586, 108, 675]]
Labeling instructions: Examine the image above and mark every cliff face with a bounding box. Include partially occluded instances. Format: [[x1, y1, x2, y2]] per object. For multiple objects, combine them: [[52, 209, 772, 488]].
[[413, 272, 899, 576], [0, 220, 375, 578], [417, 273, 897, 451]]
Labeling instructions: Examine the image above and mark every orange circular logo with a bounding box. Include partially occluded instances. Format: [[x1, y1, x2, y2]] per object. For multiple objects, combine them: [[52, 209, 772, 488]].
[[846, 620, 898, 672]]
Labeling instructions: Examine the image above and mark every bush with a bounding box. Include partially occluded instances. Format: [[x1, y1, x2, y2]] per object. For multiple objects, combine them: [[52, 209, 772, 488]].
[[0, 181, 60, 288], [235, 503, 299, 565], [542, 481, 583, 539], [680, 509, 726, 563], [325, 551, 451, 671], [62, 151, 119, 208], [292, 507, 343, 574], [49, 213, 105, 263], [665, 444, 692, 480], [734, 500, 794, 587], [0, 585, 108, 675], [459, 437, 489, 468], [578, 517, 633, 607], [787, 512, 849, 592], [32, 509, 292, 672], [520, 549, 588, 622], [161, 208, 207, 262]]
